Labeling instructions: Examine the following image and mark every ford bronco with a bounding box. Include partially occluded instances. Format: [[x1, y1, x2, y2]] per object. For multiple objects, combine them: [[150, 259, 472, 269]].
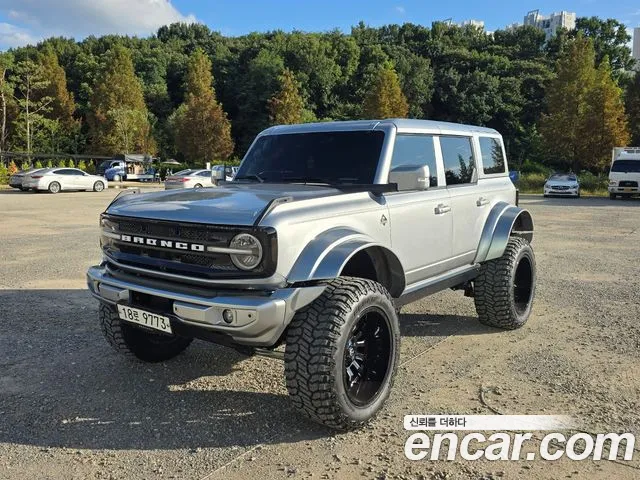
[[87, 119, 536, 430]]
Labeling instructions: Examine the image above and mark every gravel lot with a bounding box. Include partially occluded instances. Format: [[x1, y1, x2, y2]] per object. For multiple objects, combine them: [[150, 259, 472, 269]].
[[1, 189, 639, 480]]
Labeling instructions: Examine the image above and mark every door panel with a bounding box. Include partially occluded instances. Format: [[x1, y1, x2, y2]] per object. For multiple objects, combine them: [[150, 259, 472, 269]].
[[448, 184, 490, 264], [386, 188, 453, 285]]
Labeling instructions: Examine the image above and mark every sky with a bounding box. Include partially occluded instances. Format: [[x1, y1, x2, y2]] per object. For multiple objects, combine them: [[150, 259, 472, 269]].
[[0, 0, 639, 50]]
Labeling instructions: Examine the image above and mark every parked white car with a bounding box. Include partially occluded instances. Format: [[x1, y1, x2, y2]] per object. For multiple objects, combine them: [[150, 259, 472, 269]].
[[22, 168, 108, 193], [164, 169, 215, 189], [9, 168, 46, 190], [543, 173, 580, 198], [609, 147, 640, 199]]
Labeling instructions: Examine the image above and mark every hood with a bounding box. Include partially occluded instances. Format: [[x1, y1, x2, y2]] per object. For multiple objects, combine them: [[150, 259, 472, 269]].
[[106, 183, 343, 225]]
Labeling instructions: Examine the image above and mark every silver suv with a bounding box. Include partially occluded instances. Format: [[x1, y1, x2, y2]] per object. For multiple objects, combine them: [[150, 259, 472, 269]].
[[88, 119, 536, 429]]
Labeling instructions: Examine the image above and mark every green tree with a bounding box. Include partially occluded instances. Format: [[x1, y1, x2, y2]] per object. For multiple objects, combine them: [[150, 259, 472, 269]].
[[575, 17, 633, 74], [625, 73, 640, 146], [268, 69, 304, 125], [89, 45, 154, 154], [34, 160, 43, 169], [0, 161, 7, 184], [362, 64, 408, 118], [172, 48, 233, 165], [10, 60, 54, 158], [539, 37, 597, 171]]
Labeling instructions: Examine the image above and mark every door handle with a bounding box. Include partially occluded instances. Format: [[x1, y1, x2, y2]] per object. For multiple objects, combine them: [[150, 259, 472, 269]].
[[434, 204, 451, 215], [476, 197, 490, 207]]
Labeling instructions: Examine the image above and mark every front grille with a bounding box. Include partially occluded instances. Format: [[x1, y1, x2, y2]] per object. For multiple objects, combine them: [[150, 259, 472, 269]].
[[551, 185, 570, 190], [619, 181, 638, 188], [102, 215, 277, 281]]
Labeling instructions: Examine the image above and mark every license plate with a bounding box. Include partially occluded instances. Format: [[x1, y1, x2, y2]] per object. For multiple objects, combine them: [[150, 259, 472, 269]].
[[623, 188, 632, 192], [117, 305, 173, 334]]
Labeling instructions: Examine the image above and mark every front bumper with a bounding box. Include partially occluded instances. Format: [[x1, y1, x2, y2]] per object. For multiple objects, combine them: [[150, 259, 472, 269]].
[[609, 186, 639, 195], [544, 187, 579, 196], [87, 264, 325, 347]]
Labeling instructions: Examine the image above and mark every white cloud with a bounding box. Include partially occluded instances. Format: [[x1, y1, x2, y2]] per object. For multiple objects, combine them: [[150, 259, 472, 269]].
[[0, 22, 37, 48], [0, 0, 197, 49], [395, 5, 405, 15]]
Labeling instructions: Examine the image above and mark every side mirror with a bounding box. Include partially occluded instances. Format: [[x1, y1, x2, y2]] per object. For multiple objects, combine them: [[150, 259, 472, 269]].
[[211, 169, 224, 181], [389, 164, 430, 191]]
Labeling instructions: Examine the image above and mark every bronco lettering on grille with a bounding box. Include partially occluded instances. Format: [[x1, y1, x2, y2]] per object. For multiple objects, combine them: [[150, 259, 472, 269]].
[[119, 234, 205, 252]]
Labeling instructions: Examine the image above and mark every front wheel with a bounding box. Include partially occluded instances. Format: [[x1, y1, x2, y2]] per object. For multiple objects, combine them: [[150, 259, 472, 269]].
[[474, 237, 536, 330], [93, 181, 105, 192], [285, 277, 400, 430], [193, 183, 203, 189], [99, 303, 192, 362], [113, 174, 121, 182], [610, 193, 617, 200]]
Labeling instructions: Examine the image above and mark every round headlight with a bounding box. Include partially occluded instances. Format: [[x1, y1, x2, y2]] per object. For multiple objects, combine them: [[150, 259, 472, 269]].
[[229, 233, 263, 270]]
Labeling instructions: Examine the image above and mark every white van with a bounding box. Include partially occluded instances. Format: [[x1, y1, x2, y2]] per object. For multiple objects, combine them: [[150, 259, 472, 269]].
[[609, 147, 640, 199]]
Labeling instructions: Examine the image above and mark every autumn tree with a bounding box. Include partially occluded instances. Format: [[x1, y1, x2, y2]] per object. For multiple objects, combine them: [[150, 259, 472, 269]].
[[268, 69, 304, 125], [625, 73, 640, 146], [38, 46, 76, 127], [539, 37, 597, 171], [89, 45, 155, 154], [172, 48, 233, 165], [582, 58, 629, 168], [0, 53, 13, 156], [362, 64, 409, 119]]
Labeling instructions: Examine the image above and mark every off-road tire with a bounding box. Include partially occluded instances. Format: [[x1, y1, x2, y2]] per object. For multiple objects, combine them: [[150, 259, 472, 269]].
[[48, 181, 61, 194], [284, 277, 400, 430], [474, 237, 536, 330], [99, 303, 192, 362], [93, 181, 105, 192]]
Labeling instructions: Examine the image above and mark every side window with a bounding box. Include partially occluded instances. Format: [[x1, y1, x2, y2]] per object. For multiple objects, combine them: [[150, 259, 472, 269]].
[[479, 137, 506, 174], [389, 134, 438, 187], [54, 169, 73, 175], [198, 171, 211, 177], [439, 136, 475, 186]]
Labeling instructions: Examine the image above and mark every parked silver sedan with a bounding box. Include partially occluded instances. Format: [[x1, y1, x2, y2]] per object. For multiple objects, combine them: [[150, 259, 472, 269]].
[[9, 168, 46, 190], [22, 168, 108, 193], [164, 169, 215, 189]]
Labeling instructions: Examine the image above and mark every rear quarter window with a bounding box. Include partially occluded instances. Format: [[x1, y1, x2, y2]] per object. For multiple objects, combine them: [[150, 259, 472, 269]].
[[479, 137, 506, 175]]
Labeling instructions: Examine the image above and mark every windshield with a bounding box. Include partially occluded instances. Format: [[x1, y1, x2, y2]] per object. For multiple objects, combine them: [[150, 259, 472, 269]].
[[611, 160, 640, 173], [549, 174, 576, 181], [236, 131, 385, 184]]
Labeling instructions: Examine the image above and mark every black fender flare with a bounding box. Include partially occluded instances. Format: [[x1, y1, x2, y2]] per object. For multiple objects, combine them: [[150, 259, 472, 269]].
[[474, 202, 534, 264], [286, 227, 405, 296]]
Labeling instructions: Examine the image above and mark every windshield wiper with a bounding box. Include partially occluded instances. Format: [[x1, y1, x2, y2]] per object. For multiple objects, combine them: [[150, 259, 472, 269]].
[[282, 176, 333, 185], [235, 174, 264, 183]]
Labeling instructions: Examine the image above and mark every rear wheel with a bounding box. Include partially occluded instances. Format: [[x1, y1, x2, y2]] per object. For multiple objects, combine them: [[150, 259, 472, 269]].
[[285, 277, 400, 430], [93, 181, 105, 192], [99, 303, 192, 362], [193, 183, 203, 189], [48, 181, 61, 194], [474, 237, 536, 330]]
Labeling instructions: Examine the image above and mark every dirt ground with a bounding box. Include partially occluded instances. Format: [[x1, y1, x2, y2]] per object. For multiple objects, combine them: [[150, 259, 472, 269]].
[[0, 189, 639, 480]]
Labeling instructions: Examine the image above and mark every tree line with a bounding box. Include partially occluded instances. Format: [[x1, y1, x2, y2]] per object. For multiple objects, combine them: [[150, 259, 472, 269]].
[[0, 17, 638, 173]]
